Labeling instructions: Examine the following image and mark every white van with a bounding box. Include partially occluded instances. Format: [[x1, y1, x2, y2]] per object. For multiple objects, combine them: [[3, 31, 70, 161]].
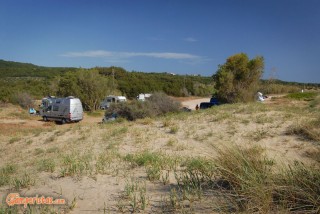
[[40, 96, 83, 124], [100, 95, 127, 110]]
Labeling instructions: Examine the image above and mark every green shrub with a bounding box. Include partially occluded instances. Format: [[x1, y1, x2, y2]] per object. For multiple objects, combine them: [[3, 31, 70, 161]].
[[10, 92, 34, 109], [259, 82, 301, 94], [214, 53, 264, 103], [286, 92, 318, 101]]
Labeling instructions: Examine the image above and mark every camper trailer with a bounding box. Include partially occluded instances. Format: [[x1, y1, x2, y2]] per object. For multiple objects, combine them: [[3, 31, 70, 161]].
[[40, 96, 83, 124], [100, 95, 127, 110]]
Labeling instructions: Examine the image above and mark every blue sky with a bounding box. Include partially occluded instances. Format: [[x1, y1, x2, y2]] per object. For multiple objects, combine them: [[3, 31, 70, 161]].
[[0, 0, 319, 83]]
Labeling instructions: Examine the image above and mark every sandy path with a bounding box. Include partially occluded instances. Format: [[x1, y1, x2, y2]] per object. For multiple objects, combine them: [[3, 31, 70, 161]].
[[181, 97, 211, 110]]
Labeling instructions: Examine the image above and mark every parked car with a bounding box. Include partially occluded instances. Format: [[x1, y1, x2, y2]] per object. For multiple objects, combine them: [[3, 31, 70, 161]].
[[102, 113, 118, 123], [199, 97, 220, 109], [40, 96, 83, 124]]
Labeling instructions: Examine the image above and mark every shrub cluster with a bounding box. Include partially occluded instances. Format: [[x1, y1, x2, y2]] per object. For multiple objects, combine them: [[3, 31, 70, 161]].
[[105, 92, 181, 121], [259, 82, 301, 94], [10, 92, 34, 109]]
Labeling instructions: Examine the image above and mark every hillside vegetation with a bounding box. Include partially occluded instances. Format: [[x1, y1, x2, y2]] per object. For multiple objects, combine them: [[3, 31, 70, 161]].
[[0, 60, 214, 103], [1, 59, 319, 106]]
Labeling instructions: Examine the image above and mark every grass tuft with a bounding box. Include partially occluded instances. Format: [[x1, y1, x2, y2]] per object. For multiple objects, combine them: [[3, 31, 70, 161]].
[[0, 164, 17, 187], [287, 117, 320, 142], [60, 152, 93, 177]]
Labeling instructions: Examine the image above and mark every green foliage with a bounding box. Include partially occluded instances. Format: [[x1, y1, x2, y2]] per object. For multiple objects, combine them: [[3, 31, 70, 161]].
[[0, 79, 50, 102], [259, 80, 301, 94], [1, 59, 318, 107], [9, 92, 34, 109], [57, 69, 112, 111], [214, 53, 264, 103], [286, 91, 318, 101], [97, 67, 214, 98], [0, 59, 75, 79]]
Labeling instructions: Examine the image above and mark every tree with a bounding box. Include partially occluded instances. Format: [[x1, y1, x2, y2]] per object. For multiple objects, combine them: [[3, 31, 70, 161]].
[[214, 53, 264, 103], [57, 69, 112, 111]]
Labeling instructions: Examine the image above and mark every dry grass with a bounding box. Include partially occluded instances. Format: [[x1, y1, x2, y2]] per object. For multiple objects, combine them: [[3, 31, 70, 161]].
[[0, 95, 319, 213]]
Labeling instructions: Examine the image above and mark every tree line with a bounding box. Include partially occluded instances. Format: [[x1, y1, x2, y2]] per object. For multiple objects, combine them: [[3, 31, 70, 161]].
[[1, 55, 318, 110]]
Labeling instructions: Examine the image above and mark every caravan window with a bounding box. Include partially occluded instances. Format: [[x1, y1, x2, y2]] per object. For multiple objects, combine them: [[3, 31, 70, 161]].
[[53, 105, 59, 111]]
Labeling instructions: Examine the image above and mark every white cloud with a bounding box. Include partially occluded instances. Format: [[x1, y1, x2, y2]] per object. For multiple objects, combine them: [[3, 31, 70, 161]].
[[61, 50, 201, 60], [61, 50, 112, 57], [184, 37, 198, 42]]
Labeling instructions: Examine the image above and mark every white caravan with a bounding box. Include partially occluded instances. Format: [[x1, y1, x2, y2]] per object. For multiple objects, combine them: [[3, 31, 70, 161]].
[[137, 93, 152, 101], [100, 95, 127, 109]]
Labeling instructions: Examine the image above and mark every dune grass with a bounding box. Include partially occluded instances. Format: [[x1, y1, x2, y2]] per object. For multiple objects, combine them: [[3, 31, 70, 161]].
[[0, 98, 319, 213]]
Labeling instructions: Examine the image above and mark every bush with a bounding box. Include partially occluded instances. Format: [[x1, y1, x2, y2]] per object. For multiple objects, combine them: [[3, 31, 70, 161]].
[[10, 92, 34, 109], [214, 53, 264, 103], [106, 101, 153, 121], [147, 92, 181, 115], [105, 92, 181, 121], [57, 69, 113, 111], [259, 82, 301, 94]]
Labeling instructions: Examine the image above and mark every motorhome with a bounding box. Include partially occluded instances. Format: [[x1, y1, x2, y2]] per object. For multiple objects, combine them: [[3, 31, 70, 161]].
[[40, 96, 83, 124], [100, 95, 127, 109]]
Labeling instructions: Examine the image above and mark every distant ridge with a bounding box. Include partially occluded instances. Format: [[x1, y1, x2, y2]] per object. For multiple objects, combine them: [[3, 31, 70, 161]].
[[0, 59, 38, 68], [0, 59, 76, 79]]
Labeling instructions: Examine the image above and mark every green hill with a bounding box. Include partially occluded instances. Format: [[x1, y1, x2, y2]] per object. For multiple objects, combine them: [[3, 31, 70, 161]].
[[0, 59, 76, 79], [0, 59, 215, 102]]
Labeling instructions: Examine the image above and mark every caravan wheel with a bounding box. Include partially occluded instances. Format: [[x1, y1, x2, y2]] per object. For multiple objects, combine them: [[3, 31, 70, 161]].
[[43, 116, 48, 122]]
